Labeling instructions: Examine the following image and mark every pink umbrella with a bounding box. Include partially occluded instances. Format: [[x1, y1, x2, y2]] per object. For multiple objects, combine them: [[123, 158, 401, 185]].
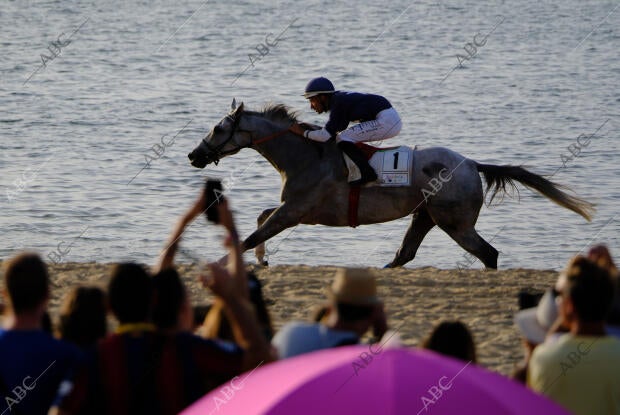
[[181, 346, 569, 415]]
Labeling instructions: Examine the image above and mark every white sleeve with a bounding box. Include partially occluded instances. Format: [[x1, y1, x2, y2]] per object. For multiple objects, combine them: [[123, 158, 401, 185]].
[[306, 128, 332, 142]]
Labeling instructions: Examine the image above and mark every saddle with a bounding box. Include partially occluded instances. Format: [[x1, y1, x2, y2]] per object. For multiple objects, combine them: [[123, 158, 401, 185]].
[[344, 143, 415, 227], [343, 142, 415, 187]]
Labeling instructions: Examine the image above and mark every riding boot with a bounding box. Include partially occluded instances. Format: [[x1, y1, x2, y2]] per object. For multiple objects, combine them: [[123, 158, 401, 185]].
[[338, 141, 378, 186]]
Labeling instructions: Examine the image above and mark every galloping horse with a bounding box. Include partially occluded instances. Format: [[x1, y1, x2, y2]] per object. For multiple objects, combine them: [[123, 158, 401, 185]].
[[188, 101, 594, 268]]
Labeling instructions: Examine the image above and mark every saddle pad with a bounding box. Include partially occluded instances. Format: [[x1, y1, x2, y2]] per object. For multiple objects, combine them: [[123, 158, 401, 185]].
[[345, 146, 414, 186]]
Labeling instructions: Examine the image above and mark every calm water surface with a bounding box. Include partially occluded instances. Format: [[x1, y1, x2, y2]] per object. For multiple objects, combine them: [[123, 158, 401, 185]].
[[1, 0, 618, 270]]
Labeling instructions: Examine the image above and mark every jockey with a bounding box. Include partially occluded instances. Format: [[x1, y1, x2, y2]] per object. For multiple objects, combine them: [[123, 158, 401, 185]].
[[289, 77, 402, 185]]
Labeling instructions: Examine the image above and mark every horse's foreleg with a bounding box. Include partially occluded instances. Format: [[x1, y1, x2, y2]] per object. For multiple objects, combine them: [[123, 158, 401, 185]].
[[386, 209, 436, 267], [241, 203, 303, 261], [255, 207, 277, 265]]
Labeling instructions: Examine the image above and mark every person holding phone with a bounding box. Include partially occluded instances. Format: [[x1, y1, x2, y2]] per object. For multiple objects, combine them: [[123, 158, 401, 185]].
[[157, 179, 272, 367], [52, 181, 274, 415]]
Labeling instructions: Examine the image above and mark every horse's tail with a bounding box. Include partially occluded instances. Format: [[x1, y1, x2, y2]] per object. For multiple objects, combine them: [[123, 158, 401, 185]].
[[475, 163, 595, 221]]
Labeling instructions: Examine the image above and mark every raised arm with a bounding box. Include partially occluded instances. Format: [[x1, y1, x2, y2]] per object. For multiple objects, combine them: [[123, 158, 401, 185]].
[[201, 201, 274, 369], [156, 187, 207, 272], [216, 200, 245, 295]]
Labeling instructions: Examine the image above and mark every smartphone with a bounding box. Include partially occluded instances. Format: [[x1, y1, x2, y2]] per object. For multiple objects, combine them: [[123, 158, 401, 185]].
[[205, 179, 224, 223]]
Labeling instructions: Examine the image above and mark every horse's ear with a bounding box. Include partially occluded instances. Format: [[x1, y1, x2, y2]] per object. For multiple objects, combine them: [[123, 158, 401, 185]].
[[231, 98, 237, 111], [232, 101, 244, 117]]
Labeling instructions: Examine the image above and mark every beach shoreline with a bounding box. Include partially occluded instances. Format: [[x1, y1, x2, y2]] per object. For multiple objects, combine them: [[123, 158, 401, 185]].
[[1, 261, 558, 376]]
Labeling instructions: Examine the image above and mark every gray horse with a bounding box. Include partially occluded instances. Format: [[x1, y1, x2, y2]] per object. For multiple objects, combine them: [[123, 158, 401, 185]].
[[188, 101, 594, 268]]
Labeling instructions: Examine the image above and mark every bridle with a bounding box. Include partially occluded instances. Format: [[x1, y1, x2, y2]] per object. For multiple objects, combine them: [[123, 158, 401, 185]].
[[203, 112, 289, 165], [202, 114, 241, 165]]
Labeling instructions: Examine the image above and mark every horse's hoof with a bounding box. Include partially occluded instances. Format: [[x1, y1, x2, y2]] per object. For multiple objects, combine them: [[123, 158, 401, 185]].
[[383, 263, 392, 269], [261, 260, 269, 266]]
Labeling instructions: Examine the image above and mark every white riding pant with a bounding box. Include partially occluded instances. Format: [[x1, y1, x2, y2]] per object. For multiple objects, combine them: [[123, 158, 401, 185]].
[[337, 107, 402, 143]]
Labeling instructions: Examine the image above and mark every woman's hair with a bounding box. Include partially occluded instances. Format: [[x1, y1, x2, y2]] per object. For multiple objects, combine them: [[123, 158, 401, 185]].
[[108, 263, 152, 323], [59, 286, 107, 349], [152, 268, 186, 330], [587, 245, 620, 324], [563, 255, 615, 322], [422, 321, 477, 363], [587, 245, 618, 278]]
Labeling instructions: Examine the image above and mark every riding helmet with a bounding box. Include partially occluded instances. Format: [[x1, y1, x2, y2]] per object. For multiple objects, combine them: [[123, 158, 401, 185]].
[[303, 77, 335, 98]]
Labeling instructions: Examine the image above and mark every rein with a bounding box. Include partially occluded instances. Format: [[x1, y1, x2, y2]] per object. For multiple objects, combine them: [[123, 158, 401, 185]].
[[251, 128, 290, 145], [204, 112, 291, 164]]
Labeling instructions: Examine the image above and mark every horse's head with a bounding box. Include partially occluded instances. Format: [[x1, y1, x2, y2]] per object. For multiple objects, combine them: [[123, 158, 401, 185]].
[[188, 99, 252, 168]]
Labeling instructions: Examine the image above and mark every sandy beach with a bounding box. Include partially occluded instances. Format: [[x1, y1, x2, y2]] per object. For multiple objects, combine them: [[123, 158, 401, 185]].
[[5, 261, 558, 377]]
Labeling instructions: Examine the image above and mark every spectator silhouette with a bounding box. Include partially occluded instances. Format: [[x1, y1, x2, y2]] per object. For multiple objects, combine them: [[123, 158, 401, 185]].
[[422, 321, 477, 363], [527, 255, 620, 415], [272, 267, 388, 358], [0, 253, 81, 414], [151, 268, 193, 333], [58, 286, 107, 349]]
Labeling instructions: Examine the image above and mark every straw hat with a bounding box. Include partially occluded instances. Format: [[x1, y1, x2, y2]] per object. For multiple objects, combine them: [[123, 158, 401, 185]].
[[327, 268, 380, 306]]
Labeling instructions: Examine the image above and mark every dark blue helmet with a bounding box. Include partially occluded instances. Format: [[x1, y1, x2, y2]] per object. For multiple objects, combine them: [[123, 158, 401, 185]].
[[303, 77, 335, 98]]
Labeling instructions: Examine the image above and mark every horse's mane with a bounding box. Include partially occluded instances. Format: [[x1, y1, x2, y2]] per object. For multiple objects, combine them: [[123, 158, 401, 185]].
[[245, 103, 326, 157], [247, 104, 299, 126]]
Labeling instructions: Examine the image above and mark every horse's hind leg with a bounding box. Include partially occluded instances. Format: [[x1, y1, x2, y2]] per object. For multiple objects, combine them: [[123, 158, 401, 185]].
[[255, 207, 277, 265], [440, 226, 499, 269], [386, 209, 436, 267]]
